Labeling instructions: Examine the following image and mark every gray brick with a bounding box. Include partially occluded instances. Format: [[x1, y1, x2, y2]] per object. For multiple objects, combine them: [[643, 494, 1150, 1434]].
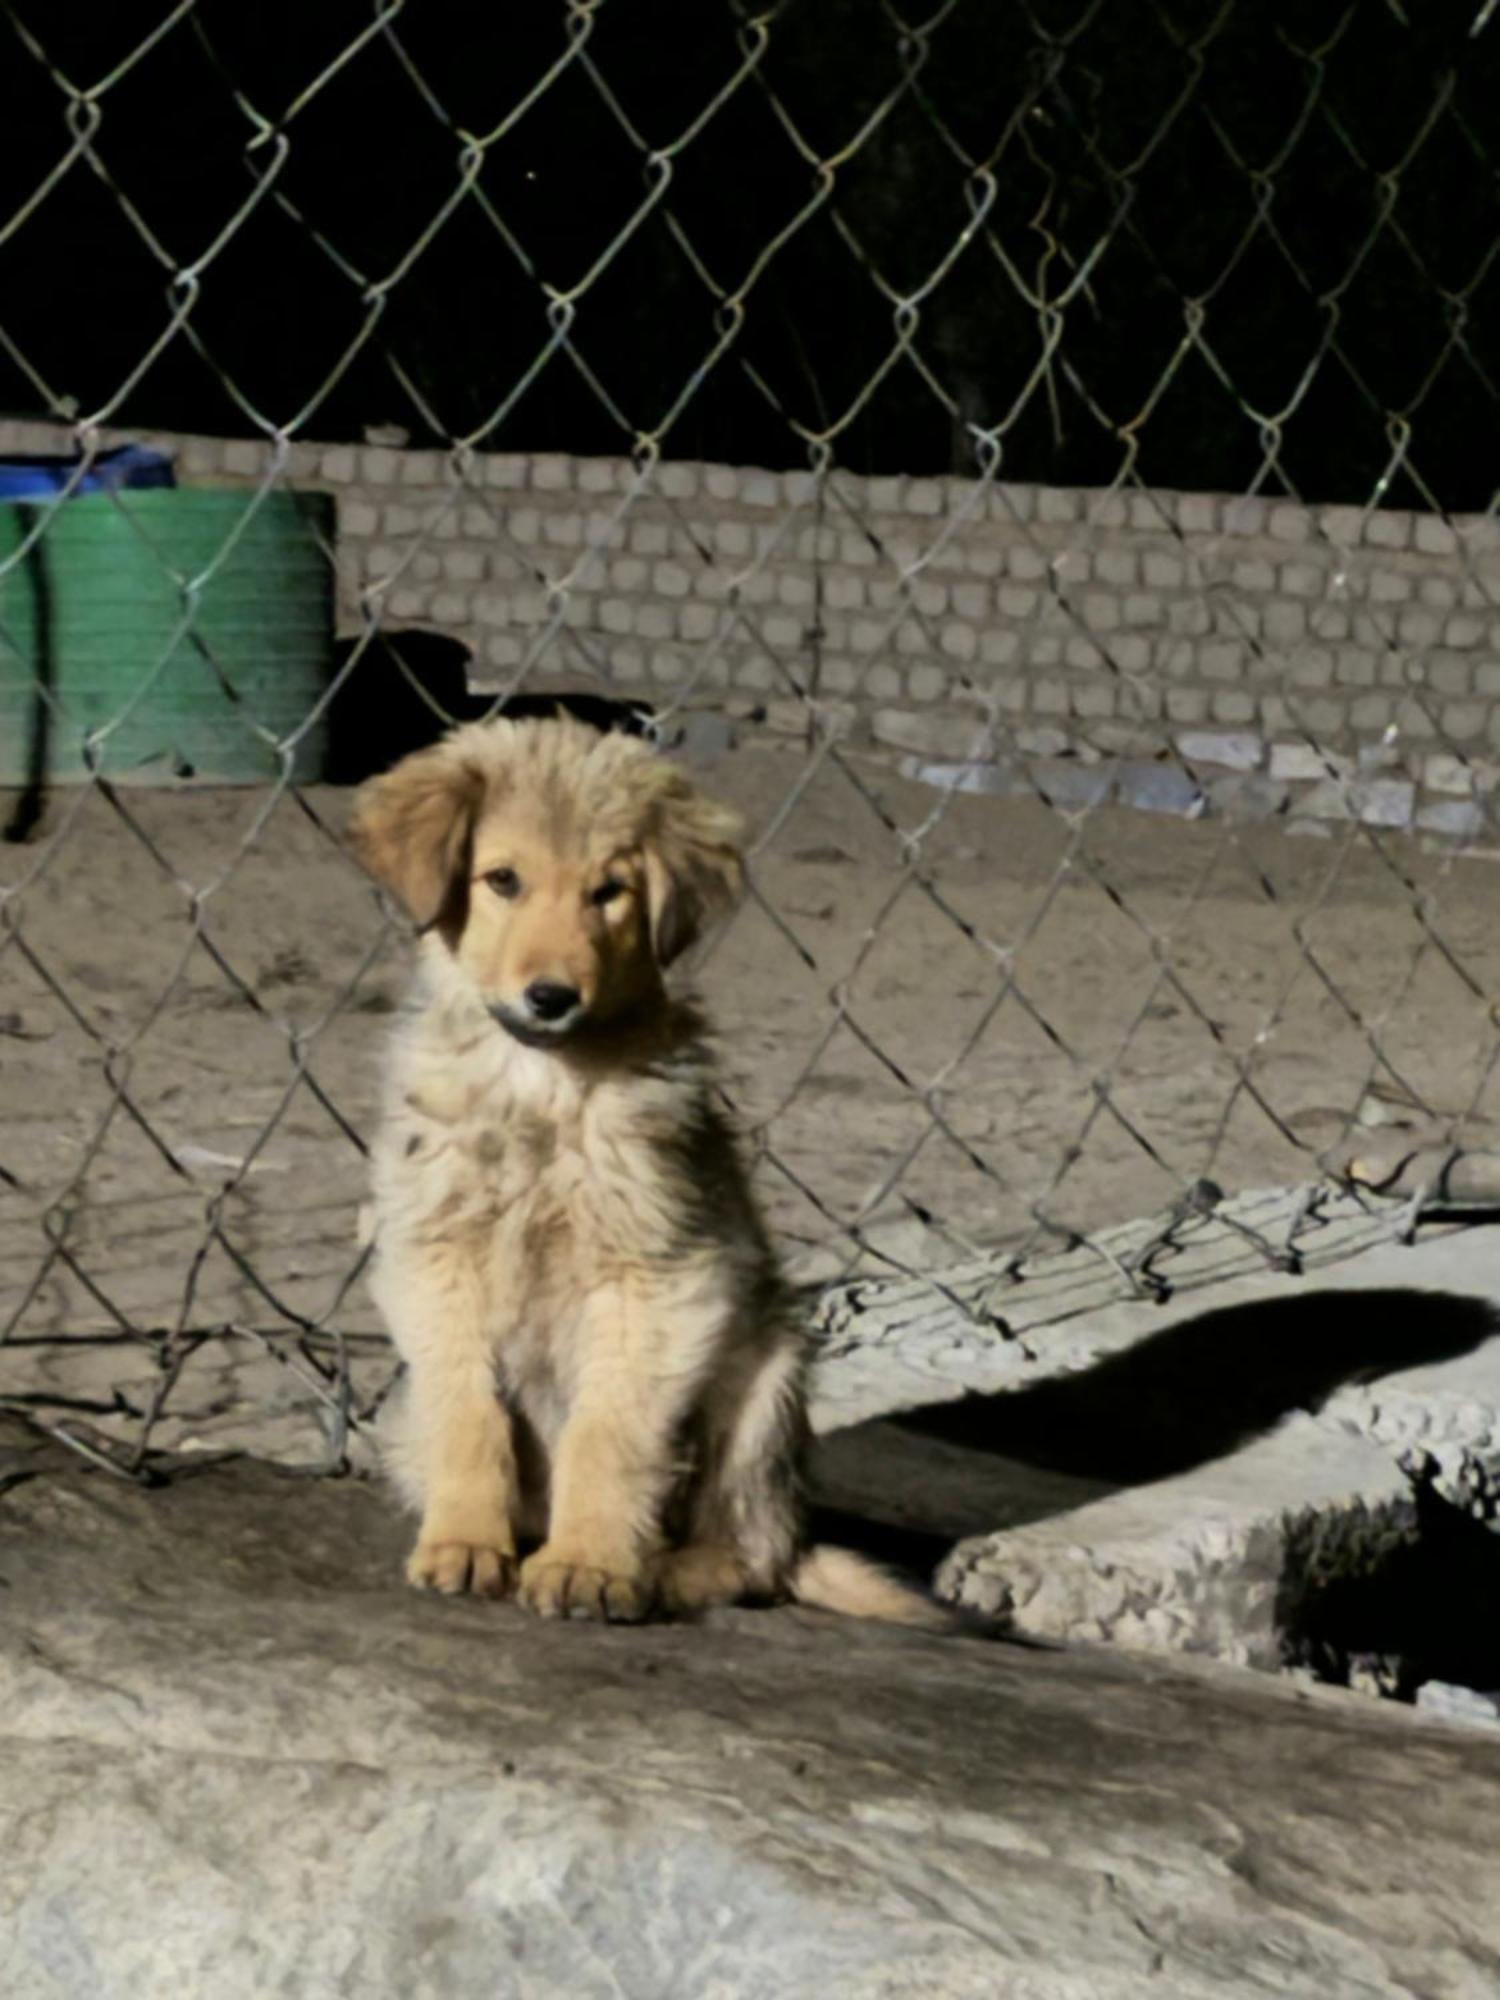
[[678, 601, 717, 642], [576, 458, 620, 494], [1167, 599, 1212, 637], [741, 470, 779, 508], [1301, 697, 1347, 739], [1419, 576, 1458, 609], [400, 451, 442, 486], [965, 541, 1004, 578], [383, 503, 422, 537], [715, 519, 752, 559], [1427, 655, 1470, 696], [1395, 697, 1438, 740], [340, 499, 379, 538], [443, 548, 485, 582], [1445, 613, 1485, 649], [978, 628, 1020, 666], [906, 478, 944, 515], [1232, 558, 1275, 593], [1335, 647, 1377, 687], [1178, 493, 1218, 535], [482, 455, 527, 490], [908, 662, 947, 702], [1263, 601, 1306, 645], [840, 533, 877, 567], [631, 519, 671, 556], [820, 656, 859, 695], [1440, 701, 1486, 741], [1071, 681, 1115, 720], [941, 622, 978, 661], [599, 599, 635, 636], [910, 579, 947, 617], [1200, 640, 1244, 682], [866, 662, 902, 700], [998, 584, 1039, 620], [1143, 551, 1186, 591], [1165, 687, 1210, 722], [1310, 603, 1351, 640], [657, 461, 698, 499], [1367, 569, 1410, 605], [1008, 544, 1050, 582], [321, 446, 357, 483], [1094, 548, 1138, 588], [1415, 513, 1458, 556], [1269, 742, 1334, 782], [483, 630, 525, 669], [612, 556, 648, 591], [1475, 661, 1500, 697], [824, 572, 864, 611], [1209, 690, 1257, 727], [951, 581, 989, 620], [703, 465, 739, 501], [531, 454, 572, 491], [1268, 503, 1312, 543], [637, 602, 674, 640], [1111, 633, 1151, 672], [361, 446, 400, 484], [1221, 496, 1266, 536], [1036, 487, 1078, 524], [1281, 562, 1325, 599], [1365, 509, 1411, 551], [1082, 591, 1121, 632], [542, 511, 582, 547], [1031, 676, 1070, 716], [1122, 593, 1163, 628], [1320, 505, 1364, 547]]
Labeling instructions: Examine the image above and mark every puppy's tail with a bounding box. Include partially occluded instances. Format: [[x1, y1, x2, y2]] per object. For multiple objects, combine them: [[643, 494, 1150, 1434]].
[[789, 1544, 955, 1630]]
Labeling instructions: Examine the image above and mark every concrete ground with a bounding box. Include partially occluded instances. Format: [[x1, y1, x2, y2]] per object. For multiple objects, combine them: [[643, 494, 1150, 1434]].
[[3, 1422, 1499, 2000]]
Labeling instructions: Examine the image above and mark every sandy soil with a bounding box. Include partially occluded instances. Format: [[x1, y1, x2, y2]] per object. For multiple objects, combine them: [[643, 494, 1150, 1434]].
[[5, 738, 1500, 1374]]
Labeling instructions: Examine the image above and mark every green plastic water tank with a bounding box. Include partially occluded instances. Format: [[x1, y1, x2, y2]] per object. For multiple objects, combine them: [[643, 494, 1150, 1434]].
[[0, 489, 334, 783]]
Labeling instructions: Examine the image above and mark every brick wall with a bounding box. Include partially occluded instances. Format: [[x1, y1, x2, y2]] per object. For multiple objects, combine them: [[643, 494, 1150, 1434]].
[[4, 418, 1499, 838]]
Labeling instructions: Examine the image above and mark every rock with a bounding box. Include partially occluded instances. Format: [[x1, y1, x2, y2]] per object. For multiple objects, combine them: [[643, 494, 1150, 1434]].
[[1417, 1681, 1500, 1728], [3, 1428, 1500, 1997]]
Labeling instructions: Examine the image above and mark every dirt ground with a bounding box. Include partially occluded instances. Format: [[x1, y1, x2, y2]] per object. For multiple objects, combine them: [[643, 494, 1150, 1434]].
[[5, 736, 1500, 1381]]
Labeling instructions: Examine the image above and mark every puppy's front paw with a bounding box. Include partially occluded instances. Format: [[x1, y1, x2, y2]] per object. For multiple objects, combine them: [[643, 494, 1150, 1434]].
[[517, 1547, 652, 1623], [406, 1537, 516, 1599]]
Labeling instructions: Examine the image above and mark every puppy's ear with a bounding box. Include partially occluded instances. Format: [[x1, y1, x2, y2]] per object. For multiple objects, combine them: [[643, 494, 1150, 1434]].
[[348, 741, 486, 928], [642, 776, 745, 966]]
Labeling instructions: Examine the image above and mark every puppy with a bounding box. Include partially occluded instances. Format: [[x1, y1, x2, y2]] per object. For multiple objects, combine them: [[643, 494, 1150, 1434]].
[[349, 715, 943, 1626]]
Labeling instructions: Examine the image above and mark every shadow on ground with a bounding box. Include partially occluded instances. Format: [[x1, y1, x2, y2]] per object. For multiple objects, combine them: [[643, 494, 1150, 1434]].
[[812, 1286, 1498, 1566]]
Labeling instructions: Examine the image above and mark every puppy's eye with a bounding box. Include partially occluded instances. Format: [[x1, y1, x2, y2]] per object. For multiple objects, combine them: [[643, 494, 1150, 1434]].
[[590, 879, 626, 908], [484, 867, 521, 899]]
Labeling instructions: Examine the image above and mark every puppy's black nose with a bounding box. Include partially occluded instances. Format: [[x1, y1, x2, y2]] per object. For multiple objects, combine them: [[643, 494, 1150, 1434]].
[[525, 980, 581, 1022]]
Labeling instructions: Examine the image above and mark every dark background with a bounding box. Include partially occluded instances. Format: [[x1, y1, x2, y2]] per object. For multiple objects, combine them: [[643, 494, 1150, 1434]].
[[1, 0, 1496, 506]]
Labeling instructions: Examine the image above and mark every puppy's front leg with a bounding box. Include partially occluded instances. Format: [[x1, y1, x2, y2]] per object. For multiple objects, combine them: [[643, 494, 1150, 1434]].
[[381, 1255, 519, 1599], [518, 1288, 694, 1622]]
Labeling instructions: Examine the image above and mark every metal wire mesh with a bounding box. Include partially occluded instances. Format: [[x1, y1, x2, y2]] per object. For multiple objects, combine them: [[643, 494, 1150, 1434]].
[[3, 0, 1500, 1481]]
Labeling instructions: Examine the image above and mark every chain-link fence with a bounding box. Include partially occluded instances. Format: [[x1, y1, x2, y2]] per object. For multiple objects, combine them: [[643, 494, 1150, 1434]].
[[3, 0, 1500, 1482]]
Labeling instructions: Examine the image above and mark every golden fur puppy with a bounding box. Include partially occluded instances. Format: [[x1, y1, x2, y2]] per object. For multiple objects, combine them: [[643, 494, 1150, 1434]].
[[349, 716, 941, 1626]]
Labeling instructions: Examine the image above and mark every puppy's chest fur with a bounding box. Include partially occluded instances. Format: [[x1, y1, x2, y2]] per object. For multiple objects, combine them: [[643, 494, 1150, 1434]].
[[371, 979, 742, 1346]]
